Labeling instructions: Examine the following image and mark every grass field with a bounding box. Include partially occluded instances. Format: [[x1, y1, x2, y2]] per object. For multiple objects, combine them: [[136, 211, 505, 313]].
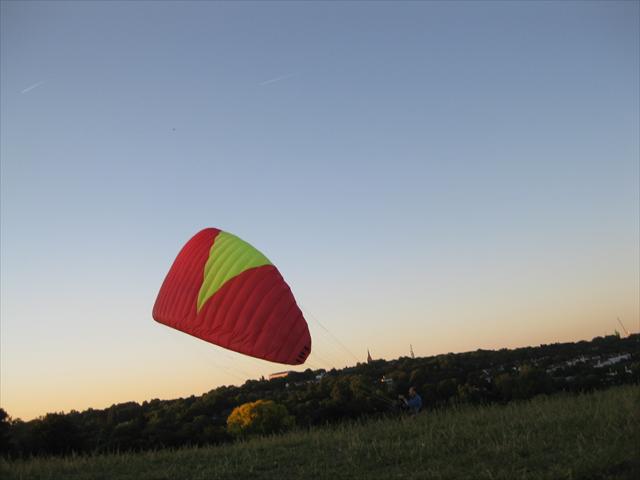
[[2, 385, 638, 480]]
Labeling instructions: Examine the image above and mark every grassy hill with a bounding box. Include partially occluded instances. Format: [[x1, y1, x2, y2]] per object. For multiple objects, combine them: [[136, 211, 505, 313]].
[[2, 385, 638, 480]]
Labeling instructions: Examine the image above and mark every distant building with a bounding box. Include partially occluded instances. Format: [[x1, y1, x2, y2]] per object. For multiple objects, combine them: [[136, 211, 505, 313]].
[[380, 376, 394, 390], [595, 354, 631, 368], [367, 349, 373, 363], [269, 371, 293, 380]]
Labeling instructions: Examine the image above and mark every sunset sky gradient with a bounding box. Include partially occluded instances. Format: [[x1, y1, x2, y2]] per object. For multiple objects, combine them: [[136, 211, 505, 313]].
[[1, 1, 638, 420]]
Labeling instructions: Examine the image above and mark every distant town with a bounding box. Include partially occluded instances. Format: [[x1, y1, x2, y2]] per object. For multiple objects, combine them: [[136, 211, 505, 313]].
[[2, 333, 637, 458]]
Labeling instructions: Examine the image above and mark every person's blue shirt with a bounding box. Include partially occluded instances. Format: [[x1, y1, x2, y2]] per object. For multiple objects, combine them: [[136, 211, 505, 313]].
[[406, 393, 422, 413]]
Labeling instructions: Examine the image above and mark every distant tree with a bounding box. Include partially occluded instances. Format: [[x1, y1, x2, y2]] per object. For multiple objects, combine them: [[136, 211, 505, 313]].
[[226, 400, 294, 438], [33, 413, 81, 455], [409, 368, 426, 388], [388, 370, 409, 394], [419, 383, 438, 408], [574, 373, 600, 392], [457, 383, 482, 404], [331, 378, 353, 405], [110, 418, 145, 451], [514, 365, 553, 399], [494, 373, 515, 401], [0, 408, 11, 455], [436, 378, 458, 402]]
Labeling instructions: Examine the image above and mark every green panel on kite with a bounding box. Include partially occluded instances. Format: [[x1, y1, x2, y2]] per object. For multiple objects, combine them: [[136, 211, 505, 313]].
[[197, 231, 272, 311]]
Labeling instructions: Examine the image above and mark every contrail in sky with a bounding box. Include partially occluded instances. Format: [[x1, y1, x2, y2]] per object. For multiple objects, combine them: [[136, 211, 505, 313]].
[[20, 81, 46, 94], [259, 74, 295, 86]]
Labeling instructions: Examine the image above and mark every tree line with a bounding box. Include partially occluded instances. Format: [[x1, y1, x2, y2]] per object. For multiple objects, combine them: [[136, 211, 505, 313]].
[[1, 333, 637, 457]]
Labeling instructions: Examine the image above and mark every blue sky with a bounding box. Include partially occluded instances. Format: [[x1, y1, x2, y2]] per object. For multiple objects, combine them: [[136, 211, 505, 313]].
[[1, 1, 638, 419]]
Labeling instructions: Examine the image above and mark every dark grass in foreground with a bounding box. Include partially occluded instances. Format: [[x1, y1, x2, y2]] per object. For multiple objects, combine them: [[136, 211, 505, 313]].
[[2, 385, 639, 480]]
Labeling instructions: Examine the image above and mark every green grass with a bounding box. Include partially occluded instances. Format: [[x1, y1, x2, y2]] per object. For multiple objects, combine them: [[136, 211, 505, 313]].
[[2, 385, 639, 480]]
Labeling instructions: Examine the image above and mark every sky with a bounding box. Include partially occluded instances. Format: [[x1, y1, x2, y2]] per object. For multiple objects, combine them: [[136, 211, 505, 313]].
[[1, 1, 638, 421]]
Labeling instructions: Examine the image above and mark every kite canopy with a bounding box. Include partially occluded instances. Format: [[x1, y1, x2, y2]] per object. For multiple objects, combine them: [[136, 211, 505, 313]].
[[153, 228, 311, 365]]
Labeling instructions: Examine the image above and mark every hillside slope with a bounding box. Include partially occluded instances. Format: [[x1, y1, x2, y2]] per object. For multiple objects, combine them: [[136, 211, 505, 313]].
[[2, 385, 638, 480]]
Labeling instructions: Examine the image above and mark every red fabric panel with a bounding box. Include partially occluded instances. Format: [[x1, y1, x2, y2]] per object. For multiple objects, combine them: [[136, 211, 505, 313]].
[[196, 265, 311, 365], [152, 228, 220, 329], [152, 229, 311, 365]]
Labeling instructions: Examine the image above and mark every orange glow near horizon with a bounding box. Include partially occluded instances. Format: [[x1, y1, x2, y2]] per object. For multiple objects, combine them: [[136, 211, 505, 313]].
[[3, 309, 637, 421]]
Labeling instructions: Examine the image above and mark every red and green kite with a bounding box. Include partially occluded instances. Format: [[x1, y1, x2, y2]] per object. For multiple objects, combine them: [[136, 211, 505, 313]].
[[153, 228, 311, 365]]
